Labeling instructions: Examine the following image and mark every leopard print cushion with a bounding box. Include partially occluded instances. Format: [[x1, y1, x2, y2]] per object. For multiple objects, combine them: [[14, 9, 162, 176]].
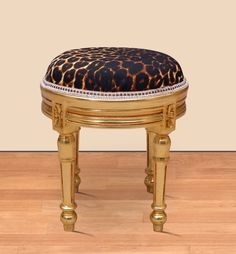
[[44, 47, 185, 93]]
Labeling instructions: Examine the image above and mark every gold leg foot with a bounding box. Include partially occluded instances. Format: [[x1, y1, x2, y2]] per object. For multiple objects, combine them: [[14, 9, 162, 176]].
[[58, 133, 78, 232], [150, 133, 170, 232], [60, 207, 77, 232], [63, 224, 75, 232], [153, 224, 163, 232], [150, 208, 167, 232]]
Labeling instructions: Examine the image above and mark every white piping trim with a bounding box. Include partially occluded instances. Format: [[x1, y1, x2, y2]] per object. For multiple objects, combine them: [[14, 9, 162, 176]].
[[40, 78, 188, 101]]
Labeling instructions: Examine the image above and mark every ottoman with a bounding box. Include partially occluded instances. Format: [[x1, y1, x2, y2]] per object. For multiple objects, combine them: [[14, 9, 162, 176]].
[[40, 47, 189, 232]]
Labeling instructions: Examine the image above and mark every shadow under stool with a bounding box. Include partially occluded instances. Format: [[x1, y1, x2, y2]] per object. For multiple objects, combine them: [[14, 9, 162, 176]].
[[40, 47, 189, 232]]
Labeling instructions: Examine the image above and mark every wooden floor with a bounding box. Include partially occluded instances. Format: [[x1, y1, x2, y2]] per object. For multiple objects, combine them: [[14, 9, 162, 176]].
[[0, 152, 235, 253]]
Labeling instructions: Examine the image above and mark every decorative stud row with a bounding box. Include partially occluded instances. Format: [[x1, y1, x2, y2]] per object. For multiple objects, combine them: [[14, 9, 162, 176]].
[[41, 78, 188, 101]]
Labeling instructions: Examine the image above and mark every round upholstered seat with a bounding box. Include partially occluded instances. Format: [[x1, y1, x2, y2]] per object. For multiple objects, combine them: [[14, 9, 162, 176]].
[[41, 47, 188, 100]]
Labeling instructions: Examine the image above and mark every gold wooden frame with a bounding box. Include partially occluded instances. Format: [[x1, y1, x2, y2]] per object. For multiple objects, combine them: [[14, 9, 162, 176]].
[[41, 85, 188, 232]]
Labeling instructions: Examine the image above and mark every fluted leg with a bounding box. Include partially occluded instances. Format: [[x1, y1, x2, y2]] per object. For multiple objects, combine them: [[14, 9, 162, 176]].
[[74, 128, 81, 193], [144, 129, 155, 193], [57, 133, 77, 231], [150, 134, 171, 232]]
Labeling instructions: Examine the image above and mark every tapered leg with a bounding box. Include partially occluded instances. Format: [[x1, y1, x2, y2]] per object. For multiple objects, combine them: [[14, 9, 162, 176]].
[[74, 128, 81, 193], [57, 133, 77, 231], [144, 129, 155, 193], [150, 133, 171, 232]]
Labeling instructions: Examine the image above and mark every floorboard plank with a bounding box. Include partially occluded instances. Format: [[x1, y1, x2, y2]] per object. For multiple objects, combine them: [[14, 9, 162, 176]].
[[0, 152, 235, 253]]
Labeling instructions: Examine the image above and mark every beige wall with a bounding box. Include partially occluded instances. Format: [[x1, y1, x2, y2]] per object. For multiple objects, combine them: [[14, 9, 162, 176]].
[[0, 0, 235, 151]]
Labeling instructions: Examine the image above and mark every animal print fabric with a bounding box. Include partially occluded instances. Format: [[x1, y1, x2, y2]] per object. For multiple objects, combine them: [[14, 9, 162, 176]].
[[44, 47, 185, 92]]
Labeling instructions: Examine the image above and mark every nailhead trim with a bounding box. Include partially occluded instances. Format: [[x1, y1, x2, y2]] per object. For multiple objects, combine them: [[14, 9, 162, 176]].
[[40, 78, 188, 101]]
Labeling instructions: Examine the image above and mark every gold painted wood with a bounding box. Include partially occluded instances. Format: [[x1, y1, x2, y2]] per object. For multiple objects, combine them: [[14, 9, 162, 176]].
[[150, 134, 171, 232], [74, 130, 81, 193], [57, 134, 77, 231], [41, 87, 187, 130], [144, 130, 155, 193], [41, 85, 188, 232]]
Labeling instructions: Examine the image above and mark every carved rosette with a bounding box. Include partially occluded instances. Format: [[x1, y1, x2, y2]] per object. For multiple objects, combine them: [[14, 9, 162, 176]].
[[163, 103, 176, 130], [53, 103, 63, 129]]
